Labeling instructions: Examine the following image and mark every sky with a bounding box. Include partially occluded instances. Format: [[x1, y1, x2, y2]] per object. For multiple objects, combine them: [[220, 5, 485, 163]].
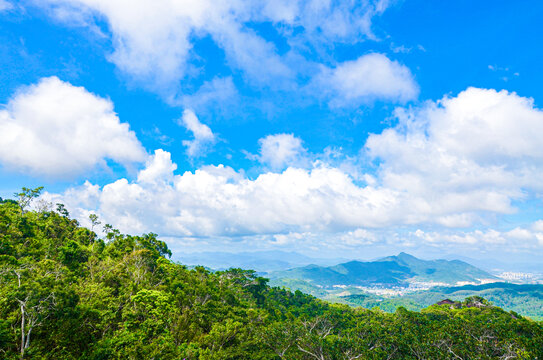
[[1, 0, 543, 264]]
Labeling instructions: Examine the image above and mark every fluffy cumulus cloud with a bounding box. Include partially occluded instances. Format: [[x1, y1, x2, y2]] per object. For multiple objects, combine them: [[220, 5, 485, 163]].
[[50, 148, 404, 237], [366, 87, 543, 225], [0, 77, 146, 177], [317, 53, 419, 105], [178, 109, 215, 158], [31, 0, 394, 93], [258, 133, 308, 170], [48, 147, 543, 255]]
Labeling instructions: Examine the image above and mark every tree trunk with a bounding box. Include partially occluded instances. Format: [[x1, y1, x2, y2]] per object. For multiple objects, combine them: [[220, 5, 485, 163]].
[[20, 303, 25, 359], [24, 326, 32, 350]]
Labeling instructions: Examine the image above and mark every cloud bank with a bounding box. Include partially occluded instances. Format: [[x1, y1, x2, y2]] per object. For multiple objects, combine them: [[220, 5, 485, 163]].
[[41, 86, 543, 254]]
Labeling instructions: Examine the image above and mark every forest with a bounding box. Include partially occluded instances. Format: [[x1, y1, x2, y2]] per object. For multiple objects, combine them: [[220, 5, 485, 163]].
[[1, 188, 542, 359]]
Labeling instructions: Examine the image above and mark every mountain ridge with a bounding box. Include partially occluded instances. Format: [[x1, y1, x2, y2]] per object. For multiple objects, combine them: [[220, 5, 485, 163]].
[[270, 252, 497, 288]]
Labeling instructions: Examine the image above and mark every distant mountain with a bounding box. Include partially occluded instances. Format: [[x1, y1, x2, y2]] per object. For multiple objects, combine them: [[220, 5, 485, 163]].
[[378, 252, 497, 284], [175, 250, 348, 272], [270, 252, 497, 288], [272, 260, 412, 287]]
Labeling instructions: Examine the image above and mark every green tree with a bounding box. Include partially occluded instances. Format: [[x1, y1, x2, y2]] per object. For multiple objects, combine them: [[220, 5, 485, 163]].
[[14, 187, 43, 213]]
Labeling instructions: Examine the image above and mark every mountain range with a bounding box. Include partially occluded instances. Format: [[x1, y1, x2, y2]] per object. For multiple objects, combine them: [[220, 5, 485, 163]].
[[270, 252, 497, 288]]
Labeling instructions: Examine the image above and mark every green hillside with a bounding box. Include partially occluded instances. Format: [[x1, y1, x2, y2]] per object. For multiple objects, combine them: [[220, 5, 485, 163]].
[[1, 194, 542, 359], [268, 277, 328, 297], [335, 283, 543, 321], [411, 283, 543, 320]]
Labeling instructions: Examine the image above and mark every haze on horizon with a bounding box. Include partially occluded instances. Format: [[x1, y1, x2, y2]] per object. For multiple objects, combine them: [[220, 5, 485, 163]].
[[1, 0, 543, 267]]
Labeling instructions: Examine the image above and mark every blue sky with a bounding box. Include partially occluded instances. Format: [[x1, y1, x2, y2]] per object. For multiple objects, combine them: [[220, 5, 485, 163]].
[[1, 0, 543, 263]]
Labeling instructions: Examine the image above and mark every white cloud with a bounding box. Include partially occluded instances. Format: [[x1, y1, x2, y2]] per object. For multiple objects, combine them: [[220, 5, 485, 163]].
[[272, 232, 306, 246], [506, 227, 533, 240], [179, 109, 215, 158], [268, 229, 378, 249], [535, 233, 543, 246], [46, 87, 543, 240], [261, 0, 299, 24], [48, 146, 543, 254], [137, 149, 177, 185], [50, 149, 404, 237], [258, 133, 308, 170], [31, 0, 288, 91], [268, 0, 391, 42], [417, 88, 543, 164], [413, 229, 505, 246], [179, 77, 238, 115], [209, 19, 293, 85], [340, 228, 378, 246], [0, 0, 13, 11], [531, 220, 543, 232], [365, 87, 543, 225], [32, 1, 393, 93], [318, 53, 419, 106], [412, 225, 543, 251], [0, 77, 146, 177]]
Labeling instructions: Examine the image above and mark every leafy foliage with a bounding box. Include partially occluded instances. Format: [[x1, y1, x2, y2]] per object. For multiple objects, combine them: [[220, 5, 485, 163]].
[[336, 283, 543, 321], [0, 192, 542, 359]]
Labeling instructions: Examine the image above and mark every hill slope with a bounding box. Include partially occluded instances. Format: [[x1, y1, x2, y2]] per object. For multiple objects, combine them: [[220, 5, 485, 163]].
[[338, 283, 543, 321]]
